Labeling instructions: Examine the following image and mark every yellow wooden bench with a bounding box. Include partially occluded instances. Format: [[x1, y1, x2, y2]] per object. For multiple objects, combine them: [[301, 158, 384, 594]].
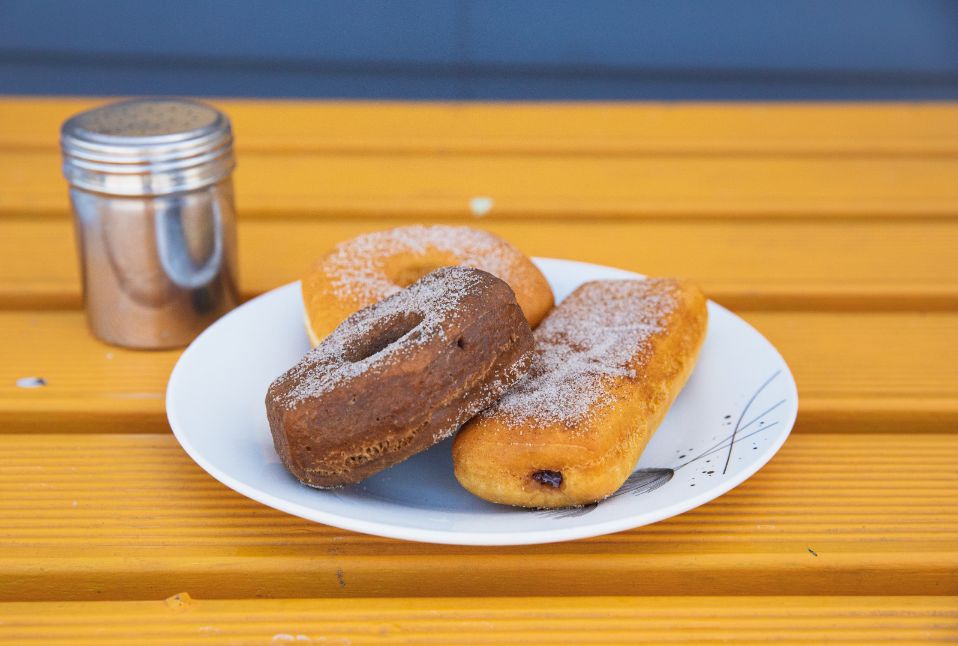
[[0, 98, 955, 643]]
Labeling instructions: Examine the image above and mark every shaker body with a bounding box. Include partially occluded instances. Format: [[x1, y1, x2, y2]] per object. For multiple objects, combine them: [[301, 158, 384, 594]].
[[70, 179, 239, 349], [62, 98, 239, 349]]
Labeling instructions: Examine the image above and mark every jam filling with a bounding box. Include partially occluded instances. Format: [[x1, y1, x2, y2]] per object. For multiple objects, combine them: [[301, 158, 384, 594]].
[[532, 470, 563, 488]]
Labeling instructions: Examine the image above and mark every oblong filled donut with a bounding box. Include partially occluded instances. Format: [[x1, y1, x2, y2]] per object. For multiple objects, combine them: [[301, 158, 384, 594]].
[[452, 278, 708, 508], [301, 225, 553, 345], [267, 266, 534, 488]]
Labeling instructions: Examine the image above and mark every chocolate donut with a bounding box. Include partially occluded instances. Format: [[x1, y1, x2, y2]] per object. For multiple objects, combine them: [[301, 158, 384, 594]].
[[266, 266, 534, 488]]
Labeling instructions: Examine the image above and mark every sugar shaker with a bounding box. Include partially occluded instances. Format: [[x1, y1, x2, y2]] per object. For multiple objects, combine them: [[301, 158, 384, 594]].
[[61, 98, 239, 349]]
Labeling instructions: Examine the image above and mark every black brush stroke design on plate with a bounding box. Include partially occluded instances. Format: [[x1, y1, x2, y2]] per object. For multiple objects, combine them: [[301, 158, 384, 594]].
[[536, 371, 784, 519], [721, 370, 782, 474]]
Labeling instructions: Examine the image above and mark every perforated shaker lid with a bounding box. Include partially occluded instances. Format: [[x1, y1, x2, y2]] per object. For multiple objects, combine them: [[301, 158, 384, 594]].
[[61, 98, 235, 196]]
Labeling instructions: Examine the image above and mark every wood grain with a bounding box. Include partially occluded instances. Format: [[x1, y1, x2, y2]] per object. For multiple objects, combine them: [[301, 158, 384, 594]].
[[4, 219, 958, 311], [1, 309, 955, 434], [1, 596, 955, 644], [0, 433, 955, 600]]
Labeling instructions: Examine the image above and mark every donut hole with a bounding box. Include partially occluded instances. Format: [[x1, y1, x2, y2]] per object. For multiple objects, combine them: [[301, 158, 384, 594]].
[[456, 336, 466, 350], [393, 264, 446, 288], [343, 311, 424, 363]]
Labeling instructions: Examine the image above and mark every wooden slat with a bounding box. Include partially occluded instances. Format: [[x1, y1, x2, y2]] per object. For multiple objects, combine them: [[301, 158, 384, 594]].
[[1, 309, 955, 434], [4, 98, 958, 154], [1, 596, 955, 644], [6, 147, 958, 220], [0, 433, 955, 600], [4, 218, 958, 312]]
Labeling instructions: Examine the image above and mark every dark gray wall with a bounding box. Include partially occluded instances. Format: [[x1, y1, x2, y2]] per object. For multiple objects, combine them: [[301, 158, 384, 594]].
[[2, 0, 957, 99]]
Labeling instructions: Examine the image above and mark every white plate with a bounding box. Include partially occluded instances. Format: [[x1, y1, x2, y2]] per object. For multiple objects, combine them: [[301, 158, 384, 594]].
[[167, 258, 798, 545]]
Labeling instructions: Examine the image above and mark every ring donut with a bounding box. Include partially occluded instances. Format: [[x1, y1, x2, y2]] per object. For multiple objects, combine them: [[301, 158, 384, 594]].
[[301, 225, 553, 345], [267, 266, 534, 488]]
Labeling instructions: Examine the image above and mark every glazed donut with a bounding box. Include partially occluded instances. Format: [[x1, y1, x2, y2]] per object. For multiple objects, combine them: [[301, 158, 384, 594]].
[[452, 278, 708, 508], [267, 266, 534, 488], [301, 225, 553, 346]]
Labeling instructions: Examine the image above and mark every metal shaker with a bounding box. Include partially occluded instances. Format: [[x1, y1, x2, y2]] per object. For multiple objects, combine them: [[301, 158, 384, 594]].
[[61, 98, 239, 349]]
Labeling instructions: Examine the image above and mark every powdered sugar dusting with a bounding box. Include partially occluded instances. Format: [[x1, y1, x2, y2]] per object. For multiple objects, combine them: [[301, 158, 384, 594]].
[[275, 267, 485, 409], [485, 279, 679, 429], [322, 225, 517, 304]]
